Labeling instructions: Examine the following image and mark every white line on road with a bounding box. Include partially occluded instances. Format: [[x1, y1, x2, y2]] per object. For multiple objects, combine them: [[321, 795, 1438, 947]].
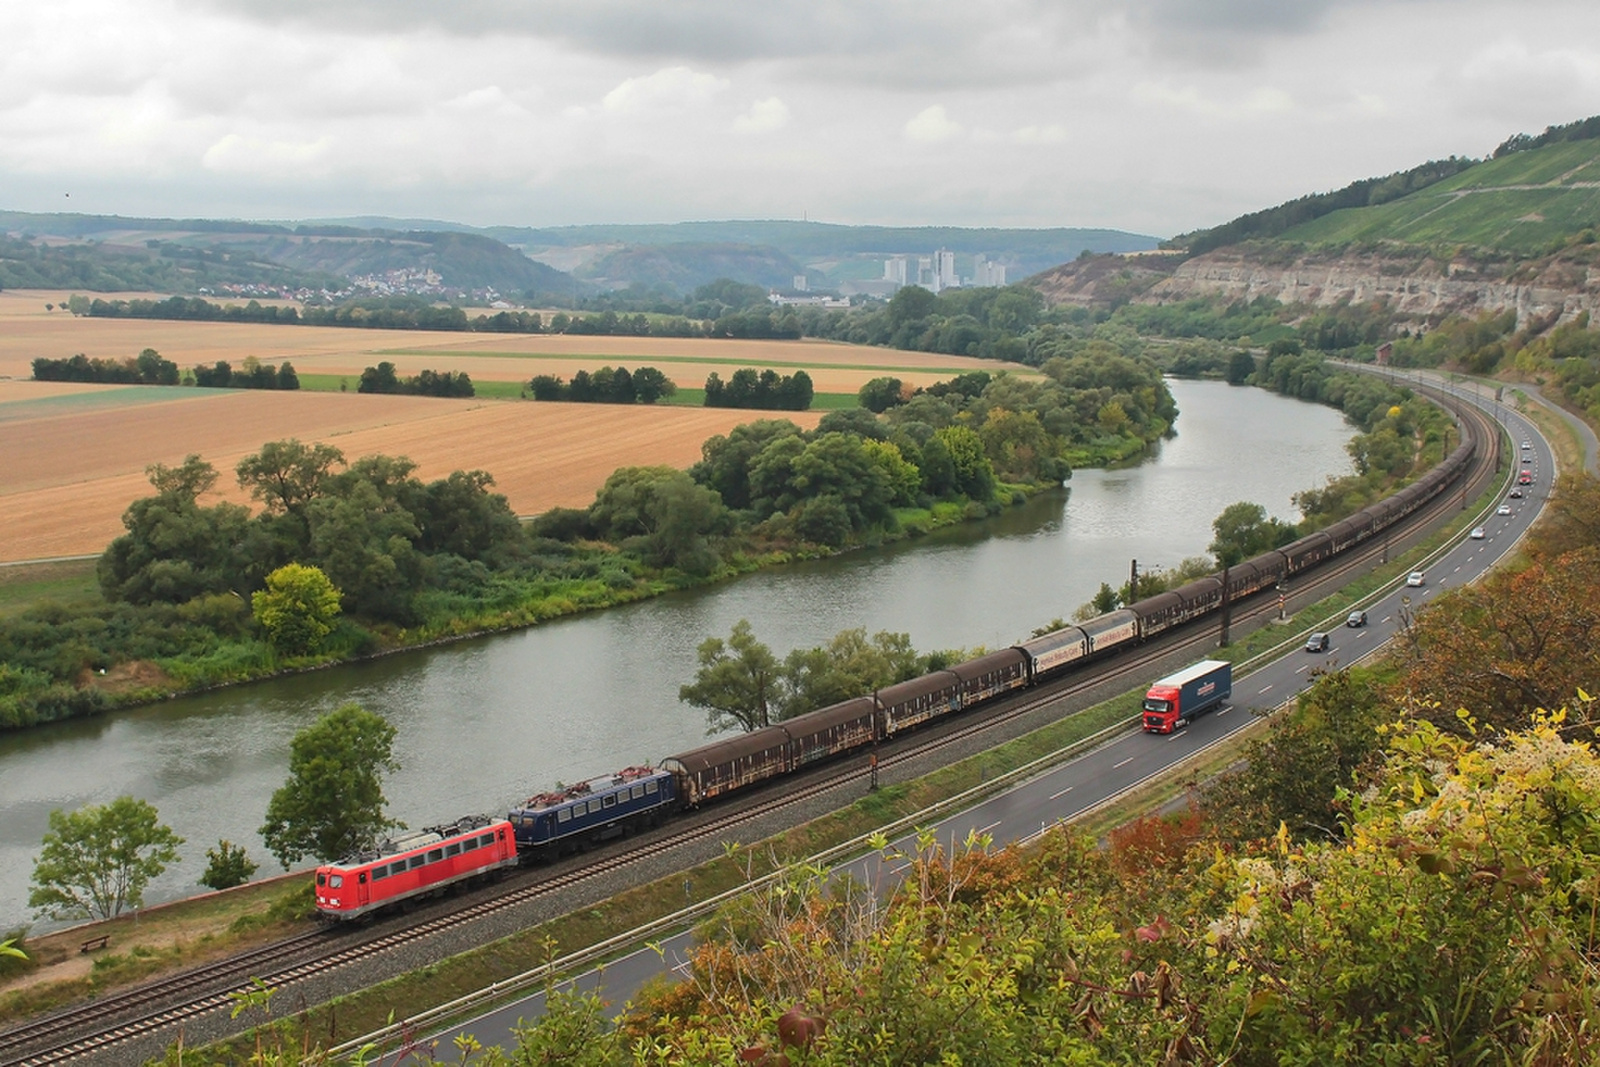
[[1259, 684, 1273, 694], [1113, 756, 1134, 769], [1049, 785, 1074, 800]]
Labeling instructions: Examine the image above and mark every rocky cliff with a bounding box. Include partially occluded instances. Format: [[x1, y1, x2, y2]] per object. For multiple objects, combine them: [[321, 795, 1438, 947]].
[[1032, 245, 1600, 326]]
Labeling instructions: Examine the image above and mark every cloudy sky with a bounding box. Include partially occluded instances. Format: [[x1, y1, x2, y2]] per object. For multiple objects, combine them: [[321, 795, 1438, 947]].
[[3, 0, 1598, 237]]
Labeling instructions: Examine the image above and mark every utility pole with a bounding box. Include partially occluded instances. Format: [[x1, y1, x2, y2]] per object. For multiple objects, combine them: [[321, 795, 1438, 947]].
[[1219, 564, 1231, 646], [1129, 559, 1139, 602]]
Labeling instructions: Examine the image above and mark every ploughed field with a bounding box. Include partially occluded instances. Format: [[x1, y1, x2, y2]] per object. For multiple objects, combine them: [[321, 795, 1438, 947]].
[[0, 290, 1018, 561]]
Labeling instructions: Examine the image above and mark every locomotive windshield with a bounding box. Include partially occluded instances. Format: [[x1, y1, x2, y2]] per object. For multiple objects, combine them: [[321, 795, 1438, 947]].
[[1143, 698, 1171, 714]]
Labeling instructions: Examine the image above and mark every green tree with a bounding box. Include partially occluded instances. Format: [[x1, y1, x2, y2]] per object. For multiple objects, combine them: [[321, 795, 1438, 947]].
[[200, 839, 259, 891], [1208, 500, 1295, 567], [235, 439, 347, 534], [857, 376, 905, 413], [679, 620, 780, 733], [260, 703, 400, 867], [1225, 349, 1256, 384], [776, 628, 921, 719], [28, 796, 183, 920], [251, 563, 342, 655], [931, 424, 996, 501], [887, 285, 937, 327], [98, 456, 253, 604]]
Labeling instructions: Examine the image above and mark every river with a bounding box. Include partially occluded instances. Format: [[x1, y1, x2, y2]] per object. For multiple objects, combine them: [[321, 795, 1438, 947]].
[[0, 379, 1356, 930]]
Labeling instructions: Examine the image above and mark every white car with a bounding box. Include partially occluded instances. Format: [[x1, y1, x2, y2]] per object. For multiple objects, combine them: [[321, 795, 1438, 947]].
[[1522, 441, 1532, 450], [1407, 571, 1426, 587], [1497, 504, 1512, 515], [1470, 526, 1485, 540]]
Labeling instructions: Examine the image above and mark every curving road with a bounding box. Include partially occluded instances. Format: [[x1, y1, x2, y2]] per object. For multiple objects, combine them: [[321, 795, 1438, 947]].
[[379, 385, 1550, 1060]]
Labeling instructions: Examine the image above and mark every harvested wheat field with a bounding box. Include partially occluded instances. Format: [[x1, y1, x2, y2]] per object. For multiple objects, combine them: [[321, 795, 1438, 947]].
[[0, 289, 1032, 394], [0, 383, 824, 561]]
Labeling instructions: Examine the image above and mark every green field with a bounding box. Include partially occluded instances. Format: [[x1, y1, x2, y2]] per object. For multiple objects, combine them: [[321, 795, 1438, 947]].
[[1281, 138, 1600, 252], [292, 374, 859, 409]]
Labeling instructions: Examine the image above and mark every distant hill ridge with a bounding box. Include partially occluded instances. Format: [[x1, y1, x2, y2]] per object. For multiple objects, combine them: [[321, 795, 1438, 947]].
[[0, 210, 1158, 298]]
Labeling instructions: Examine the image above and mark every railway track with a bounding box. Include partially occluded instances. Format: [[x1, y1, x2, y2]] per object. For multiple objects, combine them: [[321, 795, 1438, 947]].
[[0, 383, 1500, 1066]]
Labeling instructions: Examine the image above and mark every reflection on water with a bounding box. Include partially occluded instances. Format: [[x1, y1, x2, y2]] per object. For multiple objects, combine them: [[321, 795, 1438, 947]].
[[0, 379, 1355, 928]]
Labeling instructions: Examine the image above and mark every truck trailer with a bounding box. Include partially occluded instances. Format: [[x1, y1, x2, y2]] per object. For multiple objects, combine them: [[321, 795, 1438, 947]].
[[1142, 660, 1231, 733]]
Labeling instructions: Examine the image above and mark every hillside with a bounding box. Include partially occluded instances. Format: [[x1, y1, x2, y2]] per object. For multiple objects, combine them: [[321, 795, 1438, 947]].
[[576, 241, 805, 291], [1029, 122, 1600, 326], [1278, 137, 1600, 252], [0, 213, 580, 301]]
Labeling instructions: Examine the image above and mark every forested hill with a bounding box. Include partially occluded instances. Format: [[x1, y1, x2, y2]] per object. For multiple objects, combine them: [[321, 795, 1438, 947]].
[[1169, 113, 1600, 256], [0, 213, 579, 300]]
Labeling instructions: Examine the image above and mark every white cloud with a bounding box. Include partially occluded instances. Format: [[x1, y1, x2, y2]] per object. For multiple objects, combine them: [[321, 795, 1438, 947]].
[[1013, 124, 1068, 145], [201, 132, 334, 176], [905, 105, 962, 143], [602, 66, 728, 113], [733, 97, 789, 133]]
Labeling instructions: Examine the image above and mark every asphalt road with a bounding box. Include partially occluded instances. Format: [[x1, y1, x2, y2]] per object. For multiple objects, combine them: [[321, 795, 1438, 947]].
[[396, 388, 1551, 1059]]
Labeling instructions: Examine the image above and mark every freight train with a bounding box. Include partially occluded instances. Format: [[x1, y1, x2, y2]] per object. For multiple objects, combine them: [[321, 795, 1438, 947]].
[[314, 433, 1478, 920]]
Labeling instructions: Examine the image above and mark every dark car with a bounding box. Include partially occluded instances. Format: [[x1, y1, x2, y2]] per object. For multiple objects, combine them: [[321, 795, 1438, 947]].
[[1346, 610, 1368, 628], [1305, 632, 1330, 652], [1509, 488, 1524, 498]]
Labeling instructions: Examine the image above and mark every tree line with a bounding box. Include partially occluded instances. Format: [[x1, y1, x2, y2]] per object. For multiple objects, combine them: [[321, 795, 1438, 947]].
[[358, 361, 474, 397], [32, 349, 300, 391], [529, 365, 675, 404]]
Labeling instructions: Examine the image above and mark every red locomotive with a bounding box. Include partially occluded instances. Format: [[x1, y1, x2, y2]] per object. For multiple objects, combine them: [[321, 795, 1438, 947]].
[[314, 815, 517, 921]]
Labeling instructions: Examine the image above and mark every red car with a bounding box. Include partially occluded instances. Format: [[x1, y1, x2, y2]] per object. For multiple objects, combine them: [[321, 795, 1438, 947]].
[[314, 816, 517, 921]]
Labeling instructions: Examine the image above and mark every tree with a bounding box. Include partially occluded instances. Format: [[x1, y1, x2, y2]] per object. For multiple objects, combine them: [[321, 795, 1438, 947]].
[[235, 439, 346, 527], [260, 703, 400, 867], [858, 376, 906, 413], [887, 284, 938, 327], [1225, 349, 1256, 384], [200, 839, 259, 891], [679, 620, 780, 733], [1208, 500, 1295, 567], [251, 563, 342, 655], [29, 796, 183, 920]]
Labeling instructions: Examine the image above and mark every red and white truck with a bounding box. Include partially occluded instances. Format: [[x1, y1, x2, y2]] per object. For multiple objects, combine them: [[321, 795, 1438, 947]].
[[1141, 660, 1232, 734]]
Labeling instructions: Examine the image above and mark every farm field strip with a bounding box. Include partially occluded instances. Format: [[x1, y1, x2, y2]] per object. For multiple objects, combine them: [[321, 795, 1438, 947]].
[[0, 386, 824, 561], [373, 346, 1023, 374]]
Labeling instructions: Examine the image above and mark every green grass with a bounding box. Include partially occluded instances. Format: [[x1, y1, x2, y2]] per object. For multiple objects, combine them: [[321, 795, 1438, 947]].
[[370, 347, 1038, 376], [1278, 138, 1600, 253], [0, 560, 99, 617]]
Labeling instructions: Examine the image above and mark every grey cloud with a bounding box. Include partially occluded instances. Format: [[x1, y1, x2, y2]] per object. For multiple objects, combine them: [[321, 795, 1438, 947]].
[[183, 0, 1104, 88]]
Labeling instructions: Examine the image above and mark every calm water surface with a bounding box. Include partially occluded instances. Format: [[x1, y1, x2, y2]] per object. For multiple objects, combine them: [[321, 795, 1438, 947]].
[[0, 380, 1355, 929]]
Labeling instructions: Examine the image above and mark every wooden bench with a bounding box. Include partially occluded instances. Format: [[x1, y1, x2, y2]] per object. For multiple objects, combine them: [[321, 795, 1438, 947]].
[[79, 935, 109, 954]]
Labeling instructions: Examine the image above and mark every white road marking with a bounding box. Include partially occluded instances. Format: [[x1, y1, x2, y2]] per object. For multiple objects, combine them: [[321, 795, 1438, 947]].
[[1381, 616, 1391, 623], [1113, 756, 1134, 769], [1049, 785, 1074, 800], [1259, 684, 1273, 694]]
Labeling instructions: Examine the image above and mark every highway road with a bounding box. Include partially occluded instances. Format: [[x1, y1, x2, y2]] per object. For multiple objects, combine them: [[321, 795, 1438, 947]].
[[384, 387, 1551, 1060]]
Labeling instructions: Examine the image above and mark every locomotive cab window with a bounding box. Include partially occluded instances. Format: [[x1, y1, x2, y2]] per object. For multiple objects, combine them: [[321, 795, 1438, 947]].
[[603, 794, 617, 809], [316, 873, 326, 886], [479, 833, 496, 848], [328, 874, 343, 888]]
